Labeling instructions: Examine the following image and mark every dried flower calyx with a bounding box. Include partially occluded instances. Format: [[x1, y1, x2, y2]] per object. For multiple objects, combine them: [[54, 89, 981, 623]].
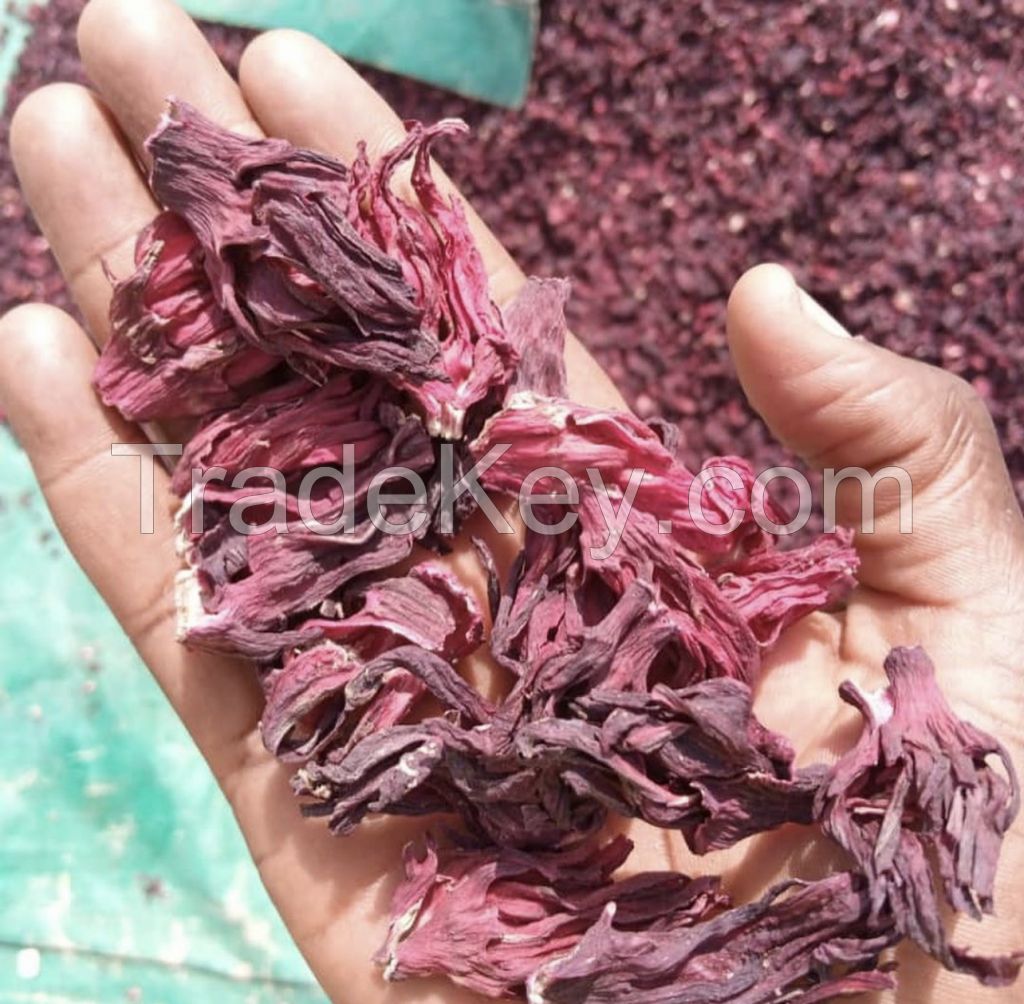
[[816, 646, 1023, 985], [94, 105, 1021, 1002]]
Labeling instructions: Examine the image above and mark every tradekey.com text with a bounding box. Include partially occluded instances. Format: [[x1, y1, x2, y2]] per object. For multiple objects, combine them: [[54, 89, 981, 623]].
[[112, 442, 914, 558]]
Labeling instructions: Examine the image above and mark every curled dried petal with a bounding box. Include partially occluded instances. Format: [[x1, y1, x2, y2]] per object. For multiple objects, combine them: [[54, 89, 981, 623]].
[[527, 872, 898, 1004], [816, 646, 1023, 985], [379, 835, 727, 998], [95, 212, 276, 420]]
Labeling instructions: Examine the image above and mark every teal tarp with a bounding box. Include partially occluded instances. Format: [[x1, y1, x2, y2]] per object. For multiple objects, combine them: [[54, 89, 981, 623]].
[[0, 429, 324, 1003], [179, 0, 538, 107], [0, 2, 535, 998]]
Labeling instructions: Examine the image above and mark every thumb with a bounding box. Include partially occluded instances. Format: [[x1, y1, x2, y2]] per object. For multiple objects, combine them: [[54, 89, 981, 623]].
[[725, 263, 1024, 606]]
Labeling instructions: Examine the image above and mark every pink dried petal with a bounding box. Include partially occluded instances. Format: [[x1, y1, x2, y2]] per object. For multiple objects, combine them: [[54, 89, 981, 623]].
[[350, 120, 519, 437], [262, 643, 491, 763], [172, 372, 394, 497], [528, 872, 898, 1004], [146, 101, 441, 384], [179, 527, 415, 659], [816, 646, 1023, 985], [471, 396, 766, 558], [314, 562, 485, 662], [94, 212, 276, 420], [378, 835, 726, 998], [716, 528, 858, 645], [472, 394, 724, 552]]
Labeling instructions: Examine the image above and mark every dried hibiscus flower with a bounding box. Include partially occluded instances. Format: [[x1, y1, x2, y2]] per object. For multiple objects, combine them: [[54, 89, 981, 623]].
[[91, 104, 1022, 1003], [145, 102, 438, 385], [288, 533, 829, 853], [472, 396, 859, 684], [526, 871, 899, 1004], [94, 211, 276, 420], [147, 102, 517, 436], [378, 835, 727, 998], [815, 646, 1023, 985], [347, 119, 519, 437]]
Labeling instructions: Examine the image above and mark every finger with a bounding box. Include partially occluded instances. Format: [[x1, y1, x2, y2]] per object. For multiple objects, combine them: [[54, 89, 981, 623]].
[[238, 29, 624, 411], [77, 0, 262, 165], [10, 84, 158, 344], [226, 763, 486, 1004], [0, 305, 482, 1002], [726, 263, 1024, 605], [0, 303, 263, 773], [238, 30, 518, 299]]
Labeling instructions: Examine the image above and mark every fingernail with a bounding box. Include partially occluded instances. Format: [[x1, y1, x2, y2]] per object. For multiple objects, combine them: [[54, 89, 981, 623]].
[[797, 287, 852, 338]]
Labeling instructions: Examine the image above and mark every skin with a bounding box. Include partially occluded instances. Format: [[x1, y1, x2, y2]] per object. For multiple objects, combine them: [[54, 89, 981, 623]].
[[1, 1, 1022, 1001]]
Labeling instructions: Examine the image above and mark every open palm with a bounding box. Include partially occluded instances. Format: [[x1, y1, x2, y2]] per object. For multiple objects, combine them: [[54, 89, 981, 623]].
[[2, 2, 1022, 1003]]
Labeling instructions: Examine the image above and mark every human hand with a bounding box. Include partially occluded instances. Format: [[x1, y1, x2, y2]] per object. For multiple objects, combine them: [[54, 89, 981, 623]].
[[2, 1, 1021, 1002], [592, 261, 1024, 1004], [687, 263, 1024, 1004]]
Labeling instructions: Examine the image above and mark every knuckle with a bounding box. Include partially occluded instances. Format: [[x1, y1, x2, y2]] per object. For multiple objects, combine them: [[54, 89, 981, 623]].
[[939, 369, 981, 408], [0, 303, 77, 349], [11, 83, 96, 156]]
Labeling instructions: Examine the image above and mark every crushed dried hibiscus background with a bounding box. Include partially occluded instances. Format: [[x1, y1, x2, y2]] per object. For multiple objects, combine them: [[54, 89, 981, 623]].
[[90, 99, 1020, 1001], [1, 1, 1023, 511]]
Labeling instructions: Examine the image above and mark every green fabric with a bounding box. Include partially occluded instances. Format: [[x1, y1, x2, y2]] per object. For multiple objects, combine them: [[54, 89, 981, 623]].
[[1, 0, 537, 109], [0, 429, 324, 1003], [0, 0, 44, 97], [178, 0, 537, 107], [0, 3, 532, 997]]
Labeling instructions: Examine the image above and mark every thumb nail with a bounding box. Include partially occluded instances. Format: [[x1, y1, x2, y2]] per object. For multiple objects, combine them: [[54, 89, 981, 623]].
[[796, 287, 852, 338]]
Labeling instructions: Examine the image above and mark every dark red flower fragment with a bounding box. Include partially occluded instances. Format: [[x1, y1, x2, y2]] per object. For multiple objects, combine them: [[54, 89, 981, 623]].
[[816, 646, 1023, 986], [84, 102, 1022, 1003], [288, 524, 831, 853], [265, 640, 491, 765], [173, 374, 439, 659], [145, 102, 438, 384], [527, 871, 898, 1004], [378, 835, 727, 998], [521, 679, 826, 852], [716, 529, 858, 646], [94, 211, 276, 420], [472, 396, 859, 682], [143, 102, 520, 437], [347, 119, 519, 437]]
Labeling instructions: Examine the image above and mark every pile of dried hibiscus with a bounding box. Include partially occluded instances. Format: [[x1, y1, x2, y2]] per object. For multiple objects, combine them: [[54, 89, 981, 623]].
[[96, 103, 1022, 1002]]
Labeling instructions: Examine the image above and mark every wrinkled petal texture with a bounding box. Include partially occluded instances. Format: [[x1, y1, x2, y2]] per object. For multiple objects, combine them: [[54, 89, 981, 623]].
[[527, 872, 898, 1004], [92, 106, 1021, 1002], [378, 836, 728, 998], [94, 211, 277, 419], [815, 646, 1023, 986]]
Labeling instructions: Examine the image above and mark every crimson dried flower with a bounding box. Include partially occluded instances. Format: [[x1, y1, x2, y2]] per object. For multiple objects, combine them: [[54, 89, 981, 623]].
[[379, 835, 727, 998], [84, 103, 1022, 1003], [473, 396, 859, 683], [527, 871, 898, 1004], [815, 646, 1023, 985], [94, 211, 276, 420]]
